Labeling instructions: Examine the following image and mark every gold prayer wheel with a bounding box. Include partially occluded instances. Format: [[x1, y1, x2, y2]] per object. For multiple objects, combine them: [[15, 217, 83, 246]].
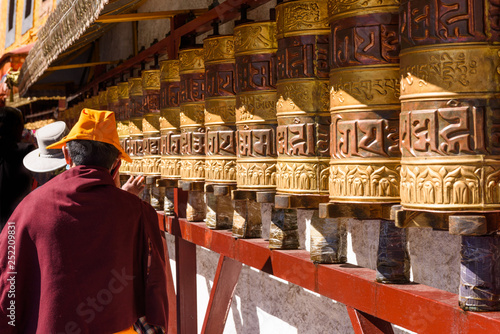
[[98, 90, 108, 110], [128, 76, 144, 176], [117, 81, 131, 175], [399, 0, 500, 212], [275, 0, 330, 196], [204, 35, 237, 185], [141, 68, 161, 177], [107, 86, 119, 113], [179, 47, 206, 182], [159, 60, 181, 180], [234, 21, 278, 191], [91, 95, 100, 110], [328, 0, 401, 204]]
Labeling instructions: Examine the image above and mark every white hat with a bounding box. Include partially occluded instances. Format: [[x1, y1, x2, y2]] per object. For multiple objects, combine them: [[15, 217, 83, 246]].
[[23, 121, 69, 173]]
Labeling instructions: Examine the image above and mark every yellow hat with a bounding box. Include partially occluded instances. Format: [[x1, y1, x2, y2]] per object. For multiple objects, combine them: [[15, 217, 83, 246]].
[[46, 109, 132, 162]]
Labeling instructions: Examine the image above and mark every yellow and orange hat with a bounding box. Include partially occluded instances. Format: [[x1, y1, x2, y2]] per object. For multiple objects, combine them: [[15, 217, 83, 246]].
[[46, 109, 132, 162]]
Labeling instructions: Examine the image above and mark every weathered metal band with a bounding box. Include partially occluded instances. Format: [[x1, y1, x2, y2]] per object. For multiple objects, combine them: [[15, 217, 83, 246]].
[[107, 86, 119, 104], [204, 35, 235, 64], [179, 48, 205, 73], [330, 65, 400, 110], [236, 91, 277, 124], [98, 91, 107, 109], [205, 97, 236, 126], [329, 159, 400, 203], [160, 107, 180, 131], [276, 158, 330, 194], [400, 44, 500, 99], [234, 21, 277, 56], [118, 82, 129, 99], [128, 77, 143, 96], [180, 103, 205, 128], [129, 117, 142, 136], [142, 69, 161, 91], [276, 0, 329, 39], [143, 115, 160, 135], [276, 80, 329, 116], [129, 94, 144, 118], [160, 59, 180, 82], [328, 0, 399, 21], [118, 98, 130, 122]]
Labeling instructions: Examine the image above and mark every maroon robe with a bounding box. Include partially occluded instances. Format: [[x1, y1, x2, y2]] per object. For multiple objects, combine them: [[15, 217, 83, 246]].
[[0, 165, 168, 333]]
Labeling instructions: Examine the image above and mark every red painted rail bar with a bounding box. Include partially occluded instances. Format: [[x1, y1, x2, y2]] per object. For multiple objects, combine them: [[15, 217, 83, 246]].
[[158, 213, 500, 334]]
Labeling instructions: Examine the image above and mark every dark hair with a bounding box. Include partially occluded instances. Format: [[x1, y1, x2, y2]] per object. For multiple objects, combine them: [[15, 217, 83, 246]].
[[66, 140, 119, 169], [0, 106, 24, 143]]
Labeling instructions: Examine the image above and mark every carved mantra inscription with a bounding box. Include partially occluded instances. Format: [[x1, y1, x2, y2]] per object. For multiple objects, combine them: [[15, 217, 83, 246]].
[[399, 0, 488, 48], [180, 131, 205, 156], [160, 81, 180, 108], [238, 128, 276, 157], [129, 96, 144, 118], [129, 139, 143, 157], [277, 35, 329, 80], [277, 122, 329, 157], [119, 100, 130, 121], [236, 54, 276, 92], [400, 105, 491, 157], [143, 137, 161, 155], [180, 73, 205, 103], [207, 130, 237, 156], [206, 64, 236, 97], [143, 92, 160, 113], [331, 14, 399, 68], [160, 132, 180, 155], [331, 113, 400, 158]]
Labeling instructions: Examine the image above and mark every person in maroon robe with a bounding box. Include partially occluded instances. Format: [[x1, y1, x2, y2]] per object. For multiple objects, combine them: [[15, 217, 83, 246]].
[[0, 109, 167, 333]]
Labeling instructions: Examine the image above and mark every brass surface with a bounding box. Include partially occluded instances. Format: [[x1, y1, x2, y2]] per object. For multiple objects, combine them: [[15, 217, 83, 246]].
[[327, 0, 399, 21], [179, 48, 205, 74], [142, 69, 161, 91], [98, 91, 108, 108], [234, 21, 277, 56], [128, 77, 143, 97], [107, 86, 119, 104], [160, 60, 180, 81], [276, 80, 329, 116], [118, 82, 129, 99], [204, 35, 235, 64], [276, 0, 329, 39]]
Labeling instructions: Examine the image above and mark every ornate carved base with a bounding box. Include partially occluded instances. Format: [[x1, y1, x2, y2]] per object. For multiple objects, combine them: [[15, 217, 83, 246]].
[[310, 215, 347, 264], [376, 220, 410, 284], [160, 157, 181, 179], [276, 158, 330, 194], [236, 159, 277, 190], [269, 208, 299, 250], [205, 157, 237, 184], [232, 199, 262, 238], [180, 158, 205, 181]]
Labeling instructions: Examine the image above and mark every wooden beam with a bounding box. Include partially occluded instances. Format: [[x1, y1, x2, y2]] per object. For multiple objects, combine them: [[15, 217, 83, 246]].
[[46, 61, 118, 72], [201, 256, 242, 334], [95, 10, 207, 23]]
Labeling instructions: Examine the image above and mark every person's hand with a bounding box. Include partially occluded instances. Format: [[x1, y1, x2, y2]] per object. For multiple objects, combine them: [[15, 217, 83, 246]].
[[121, 175, 145, 196]]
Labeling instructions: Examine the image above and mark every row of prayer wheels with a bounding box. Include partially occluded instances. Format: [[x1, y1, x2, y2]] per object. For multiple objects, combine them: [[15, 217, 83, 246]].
[[57, 0, 500, 311]]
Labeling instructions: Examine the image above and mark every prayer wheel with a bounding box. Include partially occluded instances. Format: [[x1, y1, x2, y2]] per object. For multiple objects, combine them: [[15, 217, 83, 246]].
[[117, 81, 131, 177], [322, 0, 409, 273], [275, 0, 330, 198], [91, 95, 100, 110], [128, 75, 144, 176], [98, 90, 108, 110], [233, 20, 278, 238], [107, 85, 119, 114], [179, 47, 206, 221], [203, 35, 238, 229], [159, 60, 181, 214], [142, 67, 162, 209], [399, 0, 500, 310], [272, 0, 330, 249]]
